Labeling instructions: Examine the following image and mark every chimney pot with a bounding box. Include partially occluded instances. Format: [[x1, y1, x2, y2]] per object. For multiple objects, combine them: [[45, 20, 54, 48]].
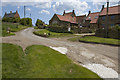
[[89, 11, 91, 14], [63, 10, 65, 16], [5, 12, 7, 15], [10, 11, 12, 13], [73, 10, 74, 13], [102, 5, 104, 9]]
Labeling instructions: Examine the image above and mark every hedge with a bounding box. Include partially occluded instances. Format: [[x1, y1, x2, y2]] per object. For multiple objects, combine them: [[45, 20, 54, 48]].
[[20, 18, 32, 27], [2, 18, 32, 27], [47, 24, 95, 34], [47, 25, 71, 33], [95, 25, 120, 39], [2, 18, 20, 23]]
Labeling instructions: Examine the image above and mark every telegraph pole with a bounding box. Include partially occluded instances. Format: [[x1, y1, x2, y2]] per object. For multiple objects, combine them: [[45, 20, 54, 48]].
[[30, 13, 31, 18], [24, 6, 26, 25], [106, 0, 109, 38], [24, 6, 26, 18]]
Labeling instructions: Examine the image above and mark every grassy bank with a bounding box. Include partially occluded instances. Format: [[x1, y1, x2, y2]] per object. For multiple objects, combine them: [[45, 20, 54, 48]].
[[2, 43, 101, 78], [2, 43, 25, 78], [2, 22, 30, 37], [33, 29, 73, 38], [0, 44, 1, 79], [79, 36, 120, 45]]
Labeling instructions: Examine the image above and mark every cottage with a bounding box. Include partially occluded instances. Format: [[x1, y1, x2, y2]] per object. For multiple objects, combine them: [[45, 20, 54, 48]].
[[85, 11, 100, 29], [49, 10, 86, 27], [99, 5, 120, 28], [3, 10, 20, 18]]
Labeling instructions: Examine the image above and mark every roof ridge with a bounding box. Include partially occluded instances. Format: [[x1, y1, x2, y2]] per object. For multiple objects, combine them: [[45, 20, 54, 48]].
[[6, 12, 16, 15], [77, 15, 86, 17], [65, 12, 73, 14], [104, 5, 120, 9], [90, 12, 100, 14]]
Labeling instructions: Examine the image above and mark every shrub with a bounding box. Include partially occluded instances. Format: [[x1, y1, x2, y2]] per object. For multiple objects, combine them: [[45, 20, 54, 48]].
[[47, 25, 72, 33], [95, 25, 120, 39], [20, 18, 32, 27], [35, 19, 44, 28], [2, 18, 20, 23]]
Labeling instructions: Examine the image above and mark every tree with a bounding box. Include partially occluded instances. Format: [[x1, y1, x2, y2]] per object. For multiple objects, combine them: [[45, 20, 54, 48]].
[[35, 19, 44, 27], [20, 18, 32, 27]]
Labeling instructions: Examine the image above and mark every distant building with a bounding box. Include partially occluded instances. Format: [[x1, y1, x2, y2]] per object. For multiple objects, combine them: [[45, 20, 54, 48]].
[[99, 5, 120, 28], [49, 10, 86, 27], [85, 11, 100, 29], [3, 10, 20, 18]]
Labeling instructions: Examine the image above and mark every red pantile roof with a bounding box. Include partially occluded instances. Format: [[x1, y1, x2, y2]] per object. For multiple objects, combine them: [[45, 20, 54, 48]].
[[56, 12, 77, 24], [100, 5, 120, 16], [86, 12, 100, 23]]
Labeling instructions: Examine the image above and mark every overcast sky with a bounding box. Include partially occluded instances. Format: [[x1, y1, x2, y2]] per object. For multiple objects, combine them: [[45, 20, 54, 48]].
[[1, 0, 119, 25]]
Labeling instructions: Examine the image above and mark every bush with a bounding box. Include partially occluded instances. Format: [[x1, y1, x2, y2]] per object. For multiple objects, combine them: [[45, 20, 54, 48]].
[[20, 18, 32, 27], [47, 24, 72, 33], [95, 25, 120, 39], [35, 19, 44, 28], [2, 18, 20, 23]]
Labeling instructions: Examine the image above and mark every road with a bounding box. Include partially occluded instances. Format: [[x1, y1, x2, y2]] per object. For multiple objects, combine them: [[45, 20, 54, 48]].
[[1, 27, 119, 73]]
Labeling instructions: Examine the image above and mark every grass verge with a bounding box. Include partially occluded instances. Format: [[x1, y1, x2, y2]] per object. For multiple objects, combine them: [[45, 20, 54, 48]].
[[33, 29, 73, 38], [79, 36, 120, 46], [2, 22, 30, 37], [2, 43, 101, 78]]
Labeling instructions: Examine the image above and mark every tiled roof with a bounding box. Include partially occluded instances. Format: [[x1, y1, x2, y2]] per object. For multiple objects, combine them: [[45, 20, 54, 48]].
[[3, 12, 16, 18], [56, 12, 77, 24], [100, 5, 120, 16], [86, 12, 100, 23]]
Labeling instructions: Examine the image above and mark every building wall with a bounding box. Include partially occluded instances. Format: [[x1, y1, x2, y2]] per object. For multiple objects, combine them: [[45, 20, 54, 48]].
[[49, 14, 60, 25], [85, 20, 91, 27], [49, 14, 78, 27], [99, 14, 120, 28], [90, 23, 98, 30]]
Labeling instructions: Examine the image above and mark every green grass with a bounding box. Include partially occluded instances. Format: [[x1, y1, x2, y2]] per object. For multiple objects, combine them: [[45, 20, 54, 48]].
[[79, 36, 120, 45], [2, 43, 101, 78], [2, 22, 30, 37], [0, 44, 2, 79], [2, 43, 25, 78], [33, 29, 73, 38]]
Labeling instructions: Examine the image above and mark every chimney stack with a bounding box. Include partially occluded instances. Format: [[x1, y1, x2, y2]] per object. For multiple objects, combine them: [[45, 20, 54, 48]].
[[102, 5, 104, 10], [73, 10, 75, 13], [63, 10, 65, 16], [5, 12, 7, 15], [88, 11, 91, 14], [10, 11, 12, 13]]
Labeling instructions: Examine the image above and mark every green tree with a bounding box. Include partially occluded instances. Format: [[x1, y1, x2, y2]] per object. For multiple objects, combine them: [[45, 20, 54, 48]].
[[35, 19, 44, 27], [20, 18, 32, 27]]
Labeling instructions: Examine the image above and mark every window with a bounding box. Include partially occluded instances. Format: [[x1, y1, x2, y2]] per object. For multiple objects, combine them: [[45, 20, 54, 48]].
[[102, 16, 105, 20], [111, 16, 115, 20], [52, 21, 57, 24], [102, 24, 105, 27], [95, 16, 98, 19], [88, 17, 91, 20], [111, 24, 114, 27]]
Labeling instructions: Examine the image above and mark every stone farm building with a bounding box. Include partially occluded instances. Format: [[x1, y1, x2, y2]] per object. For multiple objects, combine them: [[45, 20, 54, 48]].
[[98, 5, 120, 28], [49, 5, 120, 29], [85, 11, 100, 29], [3, 10, 20, 18], [49, 10, 86, 27]]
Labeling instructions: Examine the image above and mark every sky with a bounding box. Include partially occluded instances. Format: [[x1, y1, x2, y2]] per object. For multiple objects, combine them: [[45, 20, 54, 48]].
[[1, 0, 120, 25]]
